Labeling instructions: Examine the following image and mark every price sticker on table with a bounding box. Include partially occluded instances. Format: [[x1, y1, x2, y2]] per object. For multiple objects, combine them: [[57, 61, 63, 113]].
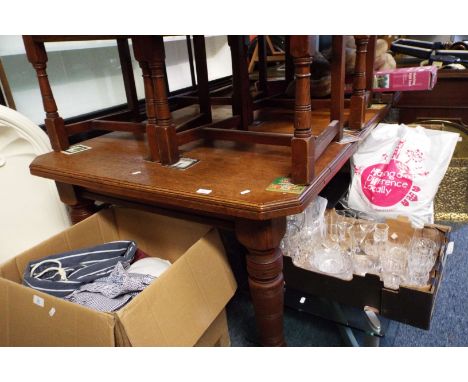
[[265, 176, 306, 195], [62, 144, 92, 155]]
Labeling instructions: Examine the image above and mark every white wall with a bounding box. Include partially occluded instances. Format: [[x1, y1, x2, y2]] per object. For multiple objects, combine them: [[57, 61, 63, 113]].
[[0, 36, 232, 124]]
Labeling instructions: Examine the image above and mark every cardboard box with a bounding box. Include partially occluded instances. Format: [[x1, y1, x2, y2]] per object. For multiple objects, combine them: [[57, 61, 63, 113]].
[[284, 212, 452, 329], [0, 207, 237, 346], [373, 65, 438, 92]]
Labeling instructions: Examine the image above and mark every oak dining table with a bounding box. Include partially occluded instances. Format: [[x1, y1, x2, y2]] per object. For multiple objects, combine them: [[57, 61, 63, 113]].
[[26, 35, 391, 346]]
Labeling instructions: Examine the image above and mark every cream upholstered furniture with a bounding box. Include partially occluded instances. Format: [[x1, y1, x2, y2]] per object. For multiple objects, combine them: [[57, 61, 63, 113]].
[[0, 105, 70, 262]]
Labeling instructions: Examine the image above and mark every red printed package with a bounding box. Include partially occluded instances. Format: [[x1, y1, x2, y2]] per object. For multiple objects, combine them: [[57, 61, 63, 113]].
[[372, 65, 438, 92]]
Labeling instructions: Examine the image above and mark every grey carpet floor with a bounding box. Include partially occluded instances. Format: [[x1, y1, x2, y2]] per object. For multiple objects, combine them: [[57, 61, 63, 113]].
[[226, 222, 467, 347]]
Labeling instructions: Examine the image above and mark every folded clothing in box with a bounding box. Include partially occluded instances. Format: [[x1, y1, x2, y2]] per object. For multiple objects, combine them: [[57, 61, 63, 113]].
[[23, 241, 138, 298], [63, 262, 155, 313], [23, 241, 172, 312], [0, 207, 237, 346]]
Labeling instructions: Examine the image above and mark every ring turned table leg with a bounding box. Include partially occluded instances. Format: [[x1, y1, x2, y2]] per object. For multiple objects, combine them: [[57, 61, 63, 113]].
[[67, 200, 97, 224], [55, 182, 97, 224], [235, 217, 287, 346]]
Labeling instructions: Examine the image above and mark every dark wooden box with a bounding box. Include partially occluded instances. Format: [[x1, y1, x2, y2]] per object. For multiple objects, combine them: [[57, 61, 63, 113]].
[[284, 223, 452, 330]]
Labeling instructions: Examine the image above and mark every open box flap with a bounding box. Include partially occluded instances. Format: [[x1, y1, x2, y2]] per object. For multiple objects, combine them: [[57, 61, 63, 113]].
[[10, 208, 120, 282], [0, 208, 125, 346], [111, 207, 213, 264], [115, 229, 237, 346], [0, 207, 236, 346], [0, 277, 115, 346]]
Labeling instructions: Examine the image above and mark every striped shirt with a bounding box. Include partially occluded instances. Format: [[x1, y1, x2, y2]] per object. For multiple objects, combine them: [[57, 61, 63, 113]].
[[64, 262, 154, 312], [23, 241, 137, 297]]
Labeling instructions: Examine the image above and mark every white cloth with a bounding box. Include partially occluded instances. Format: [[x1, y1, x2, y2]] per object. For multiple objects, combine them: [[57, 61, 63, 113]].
[[127, 257, 171, 278]]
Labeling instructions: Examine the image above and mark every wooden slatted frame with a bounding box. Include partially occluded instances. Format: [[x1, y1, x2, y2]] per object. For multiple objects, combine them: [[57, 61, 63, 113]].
[[253, 35, 375, 133], [23, 35, 213, 158], [91, 35, 347, 187], [25, 35, 369, 187], [23, 35, 143, 151], [170, 37, 344, 186]]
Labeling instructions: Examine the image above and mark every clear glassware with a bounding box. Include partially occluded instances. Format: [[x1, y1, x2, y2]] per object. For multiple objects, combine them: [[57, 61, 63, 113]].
[[356, 211, 375, 221], [310, 243, 352, 277], [288, 223, 322, 267], [362, 238, 377, 257], [287, 203, 328, 269], [373, 222, 389, 263], [373, 223, 389, 243], [335, 209, 356, 223], [289, 229, 308, 266], [337, 221, 353, 251], [356, 211, 376, 237], [411, 237, 437, 255], [304, 199, 326, 230], [300, 219, 322, 242], [348, 225, 373, 276], [326, 209, 339, 225], [335, 209, 356, 245], [287, 212, 305, 230], [328, 223, 339, 243], [405, 237, 438, 287], [279, 221, 300, 257], [381, 244, 408, 289], [348, 225, 367, 254], [352, 253, 372, 276], [361, 238, 381, 274]]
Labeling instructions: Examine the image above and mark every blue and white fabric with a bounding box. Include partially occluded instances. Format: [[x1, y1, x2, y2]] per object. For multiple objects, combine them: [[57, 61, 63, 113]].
[[64, 262, 154, 312], [23, 241, 137, 297]]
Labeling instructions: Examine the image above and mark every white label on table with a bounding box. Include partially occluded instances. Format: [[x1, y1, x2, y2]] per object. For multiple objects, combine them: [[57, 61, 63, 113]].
[[240, 189, 251, 195], [196, 188, 212, 195], [299, 297, 306, 304], [49, 308, 56, 317], [62, 144, 91, 155], [169, 157, 199, 170], [33, 295, 44, 308]]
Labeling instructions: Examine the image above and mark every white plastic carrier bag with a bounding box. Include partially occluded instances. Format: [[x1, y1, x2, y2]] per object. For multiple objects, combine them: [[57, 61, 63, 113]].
[[348, 123, 459, 227]]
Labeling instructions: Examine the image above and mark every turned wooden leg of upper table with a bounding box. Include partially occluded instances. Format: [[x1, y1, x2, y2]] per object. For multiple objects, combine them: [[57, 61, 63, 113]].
[[235, 217, 287, 346], [55, 182, 97, 224], [227, 35, 254, 130]]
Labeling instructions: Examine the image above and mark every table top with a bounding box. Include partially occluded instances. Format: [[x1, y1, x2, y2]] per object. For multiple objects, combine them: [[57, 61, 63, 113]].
[[30, 105, 389, 221]]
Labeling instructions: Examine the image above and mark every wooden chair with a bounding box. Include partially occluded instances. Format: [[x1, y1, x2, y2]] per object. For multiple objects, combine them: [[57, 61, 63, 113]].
[[129, 35, 378, 185], [23, 35, 143, 152], [23, 35, 213, 220], [248, 35, 286, 74], [23, 35, 212, 154], [256, 35, 377, 128], [0, 58, 16, 109], [349, 35, 377, 129], [26, 35, 377, 186], [130, 35, 353, 184]]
